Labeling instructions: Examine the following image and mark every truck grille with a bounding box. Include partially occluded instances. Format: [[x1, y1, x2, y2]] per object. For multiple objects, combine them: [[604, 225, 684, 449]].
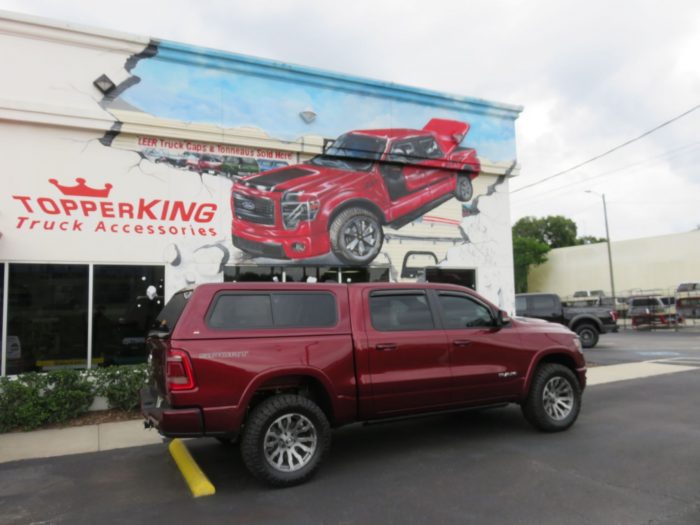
[[233, 192, 275, 225]]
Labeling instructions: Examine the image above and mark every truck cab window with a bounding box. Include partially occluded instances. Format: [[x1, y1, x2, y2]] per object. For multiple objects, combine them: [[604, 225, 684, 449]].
[[437, 293, 494, 329], [369, 293, 434, 331]]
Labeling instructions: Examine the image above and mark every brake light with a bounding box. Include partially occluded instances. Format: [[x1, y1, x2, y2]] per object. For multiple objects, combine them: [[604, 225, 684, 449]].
[[166, 349, 196, 391]]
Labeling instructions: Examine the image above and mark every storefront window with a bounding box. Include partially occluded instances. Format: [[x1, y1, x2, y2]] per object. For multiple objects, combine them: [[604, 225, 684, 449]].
[[224, 266, 284, 282], [341, 267, 391, 283], [7, 264, 88, 374], [92, 266, 165, 366]]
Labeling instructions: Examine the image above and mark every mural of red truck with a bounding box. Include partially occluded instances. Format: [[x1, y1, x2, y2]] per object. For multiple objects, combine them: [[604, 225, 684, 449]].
[[231, 118, 480, 264]]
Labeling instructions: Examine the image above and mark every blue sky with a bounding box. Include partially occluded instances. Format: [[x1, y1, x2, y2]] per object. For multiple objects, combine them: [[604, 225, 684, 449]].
[[121, 42, 518, 162]]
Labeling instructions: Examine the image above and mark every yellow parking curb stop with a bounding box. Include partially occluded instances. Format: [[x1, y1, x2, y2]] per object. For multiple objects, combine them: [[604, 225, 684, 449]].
[[168, 438, 216, 497]]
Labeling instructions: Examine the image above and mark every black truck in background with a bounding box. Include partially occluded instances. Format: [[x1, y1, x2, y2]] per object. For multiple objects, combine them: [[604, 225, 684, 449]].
[[515, 293, 618, 348]]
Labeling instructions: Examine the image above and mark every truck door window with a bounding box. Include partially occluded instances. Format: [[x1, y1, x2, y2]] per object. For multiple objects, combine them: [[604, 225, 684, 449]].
[[369, 292, 435, 331], [437, 293, 494, 329]]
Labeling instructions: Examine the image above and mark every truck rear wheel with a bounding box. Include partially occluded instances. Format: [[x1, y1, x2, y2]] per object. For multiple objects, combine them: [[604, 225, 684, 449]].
[[522, 364, 581, 432], [454, 174, 473, 202], [329, 207, 383, 265], [575, 323, 599, 348], [240, 394, 330, 487]]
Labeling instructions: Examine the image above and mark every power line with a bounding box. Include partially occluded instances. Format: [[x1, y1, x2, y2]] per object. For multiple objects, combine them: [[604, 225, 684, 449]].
[[510, 140, 700, 207], [511, 103, 700, 194]]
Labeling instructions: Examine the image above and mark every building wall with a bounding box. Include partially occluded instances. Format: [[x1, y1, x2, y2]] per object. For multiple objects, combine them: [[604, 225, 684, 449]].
[[0, 11, 524, 375], [0, 11, 522, 312], [528, 230, 700, 297]]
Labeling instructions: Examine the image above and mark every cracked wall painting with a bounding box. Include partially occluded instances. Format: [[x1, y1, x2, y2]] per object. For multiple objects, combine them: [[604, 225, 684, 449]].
[[1, 37, 519, 308]]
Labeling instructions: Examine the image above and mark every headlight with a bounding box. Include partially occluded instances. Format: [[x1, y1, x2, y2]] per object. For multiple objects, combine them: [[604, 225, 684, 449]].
[[282, 191, 320, 229], [573, 337, 583, 353]]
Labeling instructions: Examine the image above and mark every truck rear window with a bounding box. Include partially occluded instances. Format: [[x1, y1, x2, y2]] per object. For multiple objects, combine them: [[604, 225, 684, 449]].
[[155, 290, 191, 332], [207, 292, 337, 330]]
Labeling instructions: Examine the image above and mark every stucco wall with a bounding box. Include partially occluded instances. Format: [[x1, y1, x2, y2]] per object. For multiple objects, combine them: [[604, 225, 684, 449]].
[[528, 230, 700, 296]]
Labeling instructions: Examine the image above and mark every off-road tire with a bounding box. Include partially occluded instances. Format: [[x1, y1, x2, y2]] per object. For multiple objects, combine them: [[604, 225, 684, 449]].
[[329, 207, 383, 265], [240, 394, 331, 488], [522, 363, 581, 432], [454, 171, 474, 202], [575, 323, 599, 348]]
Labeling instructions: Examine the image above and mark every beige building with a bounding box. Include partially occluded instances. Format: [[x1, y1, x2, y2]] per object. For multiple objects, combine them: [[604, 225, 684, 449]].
[[528, 229, 700, 298]]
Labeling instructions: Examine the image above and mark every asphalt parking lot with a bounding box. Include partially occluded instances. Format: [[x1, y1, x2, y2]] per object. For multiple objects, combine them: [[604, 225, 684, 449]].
[[1, 332, 699, 525], [584, 326, 700, 366]]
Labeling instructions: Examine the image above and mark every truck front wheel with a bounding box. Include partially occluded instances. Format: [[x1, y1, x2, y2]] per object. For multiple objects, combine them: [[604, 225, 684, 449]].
[[575, 323, 599, 348], [240, 394, 331, 487], [454, 171, 474, 202], [329, 207, 383, 265], [522, 364, 581, 432]]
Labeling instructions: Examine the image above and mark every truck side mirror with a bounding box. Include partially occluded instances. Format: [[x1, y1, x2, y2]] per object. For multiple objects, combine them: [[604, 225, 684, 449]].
[[496, 310, 511, 327]]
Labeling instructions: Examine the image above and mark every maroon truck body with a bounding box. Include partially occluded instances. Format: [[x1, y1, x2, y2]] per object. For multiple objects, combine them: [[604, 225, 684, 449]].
[[142, 282, 585, 434]]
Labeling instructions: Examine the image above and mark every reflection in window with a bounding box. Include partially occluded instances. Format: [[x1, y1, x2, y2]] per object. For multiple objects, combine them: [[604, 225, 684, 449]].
[[370, 293, 434, 331], [92, 266, 165, 366], [7, 264, 88, 374], [437, 294, 493, 329]]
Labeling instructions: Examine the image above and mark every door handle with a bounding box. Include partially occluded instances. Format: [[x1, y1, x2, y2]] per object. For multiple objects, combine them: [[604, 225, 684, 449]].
[[376, 343, 397, 351], [452, 340, 472, 347]]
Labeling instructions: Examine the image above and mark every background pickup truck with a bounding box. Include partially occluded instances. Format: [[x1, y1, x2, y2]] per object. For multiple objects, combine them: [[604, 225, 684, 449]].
[[143, 283, 586, 487], [515, 292, 618, 348]]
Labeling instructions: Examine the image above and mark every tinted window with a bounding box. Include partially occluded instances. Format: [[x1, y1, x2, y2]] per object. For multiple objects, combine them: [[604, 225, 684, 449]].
[[630, 298, 661, 308], [369, 293, 434, 331], [530, 295, 557, 312], [272, 293, 337, 328], [437, 293, 494, 329], [7, 264, 88, 374], [208, 292, 336, 330], [156, 290, 192, 331]]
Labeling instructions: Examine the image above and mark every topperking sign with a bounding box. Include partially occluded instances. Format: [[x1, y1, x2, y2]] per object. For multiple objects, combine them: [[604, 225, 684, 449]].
[[11, 177, 220, 238]]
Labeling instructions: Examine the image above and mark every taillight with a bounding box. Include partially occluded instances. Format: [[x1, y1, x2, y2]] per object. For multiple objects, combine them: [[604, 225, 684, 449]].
[[610, 310, 619, 322], [166, 349, 196, 391]]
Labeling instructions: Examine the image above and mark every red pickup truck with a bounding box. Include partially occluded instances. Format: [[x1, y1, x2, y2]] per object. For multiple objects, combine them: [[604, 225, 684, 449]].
[[231, 119, 480, 264], [142, 282, 586, 487]]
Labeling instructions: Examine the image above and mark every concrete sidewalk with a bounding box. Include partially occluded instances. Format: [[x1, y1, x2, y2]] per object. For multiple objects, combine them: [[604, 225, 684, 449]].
[[0, 419, 163, 463], [1, 359, 698, 465]]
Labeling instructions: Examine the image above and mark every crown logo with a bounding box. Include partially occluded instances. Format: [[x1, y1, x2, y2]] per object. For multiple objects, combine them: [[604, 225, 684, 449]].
[[49, 178, 113, 198]]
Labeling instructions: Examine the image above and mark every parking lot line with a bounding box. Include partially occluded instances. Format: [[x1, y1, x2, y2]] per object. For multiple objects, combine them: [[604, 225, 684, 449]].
[[168, 438, 216, 498]]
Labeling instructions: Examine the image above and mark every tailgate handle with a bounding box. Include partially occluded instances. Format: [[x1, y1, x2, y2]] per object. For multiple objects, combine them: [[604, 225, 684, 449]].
[[376, 343, 397, 351], [452, 340, 472, 347]]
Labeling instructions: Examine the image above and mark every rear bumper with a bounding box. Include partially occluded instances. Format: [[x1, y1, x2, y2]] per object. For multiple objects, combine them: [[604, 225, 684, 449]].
[[140, 387, 204, 437]]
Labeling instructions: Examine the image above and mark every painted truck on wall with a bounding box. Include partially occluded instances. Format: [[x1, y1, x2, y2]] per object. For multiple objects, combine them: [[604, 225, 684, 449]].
[[232, 119, 480, 264]]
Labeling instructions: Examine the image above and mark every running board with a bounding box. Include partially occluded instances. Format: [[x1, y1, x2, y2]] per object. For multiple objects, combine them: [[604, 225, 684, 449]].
[[362, 402, 509, 426]]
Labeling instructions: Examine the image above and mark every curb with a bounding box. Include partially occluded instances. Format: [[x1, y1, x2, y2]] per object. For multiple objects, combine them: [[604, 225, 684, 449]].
[[168, 438, 216, 497]]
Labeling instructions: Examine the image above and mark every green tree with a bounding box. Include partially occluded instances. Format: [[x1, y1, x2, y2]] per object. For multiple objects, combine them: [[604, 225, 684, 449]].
[[512, 215, 578, 248], [576, 235, 606, 245], [512, 236, 550, 293]]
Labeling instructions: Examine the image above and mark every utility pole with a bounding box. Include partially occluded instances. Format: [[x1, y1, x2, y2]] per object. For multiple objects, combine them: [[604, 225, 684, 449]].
[[586, 191, 616, 303]]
